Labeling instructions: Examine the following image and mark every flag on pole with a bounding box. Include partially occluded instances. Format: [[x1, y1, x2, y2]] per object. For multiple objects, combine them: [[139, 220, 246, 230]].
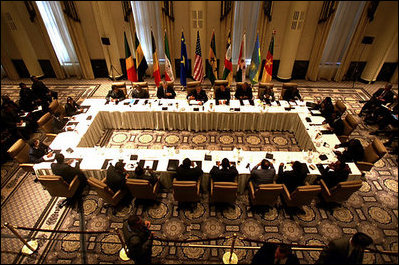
[[261, 33, 274, 83], [151, 30, 161, 87], [124, 32, 137, 82], [135, 32, 148, 82], [180, 32, 189, 86], [249, 34, 261, 84], [193, 31, 204, 83], [222, 31, 233, 86], [206, 31, 217, 85], [235, 32, 246, 82], [164, 30, 174, 82]]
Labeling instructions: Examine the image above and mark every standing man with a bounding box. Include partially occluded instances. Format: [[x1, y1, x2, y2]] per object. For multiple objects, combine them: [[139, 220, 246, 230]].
[[31, 76, 58, 100]]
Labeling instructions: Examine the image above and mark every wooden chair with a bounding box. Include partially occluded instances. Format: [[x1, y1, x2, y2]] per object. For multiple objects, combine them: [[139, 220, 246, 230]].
[[7, 139, 35, 172], [172, 178, 200, 203], [355, 138, 387, 172], [112, 82, 128, 97], [248, 182, 283, 206], [49, 99, 66, 119], [88, 177, 127, 209], [38, 175, 80, 208], [125, 178, 159, 201], [338, 114, 359, 143], [281, 83, 298, 99], [282, 184, 321, 207], [334, 100, 347, 114], [209, 179, 238, 204], [320, 179, 362, 203]]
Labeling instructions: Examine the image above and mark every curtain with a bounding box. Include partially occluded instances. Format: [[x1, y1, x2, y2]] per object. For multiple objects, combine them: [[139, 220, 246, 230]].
[[36, 1, 82, 78], [318, 1, 366, 80], [131, 1, 164, 64], [231, 1, 261, 64]]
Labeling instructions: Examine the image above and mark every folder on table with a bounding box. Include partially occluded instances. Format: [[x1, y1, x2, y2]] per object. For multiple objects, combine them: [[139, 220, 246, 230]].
[[167, 159, 179, 171]]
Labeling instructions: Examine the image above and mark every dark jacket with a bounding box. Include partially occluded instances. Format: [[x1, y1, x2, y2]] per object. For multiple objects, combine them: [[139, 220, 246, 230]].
[[250, 164, 276, 188], [157, 86, 176, 99], [29, 142, 48, 163], [338, 139, 364, 162], [122, 220, 152, 264], [132, 88, 149, 99], [277, 163, 307, 193], [283, 88, 301, 101], [235, 86, 253, 100], [130, 171, 158, 186], [215, 87, 231, 103], [31, 80, 50, 98], [106, 89, 126, 101], [65, 101, 80, 116], [328, 117, 345, 136], [316, 237, 364, 264], [176, 165, 203, 181], [106, 165, 127, 193], [319, 164, 350, 189], [51, 162, 82, 184], [19, 88, 37, 112], [187, 89, 208, 102], [210, 165, 238, 182]]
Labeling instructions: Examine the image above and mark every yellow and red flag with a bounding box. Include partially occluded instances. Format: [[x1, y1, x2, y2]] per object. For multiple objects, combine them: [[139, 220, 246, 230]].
[[261, 33, 274, 83], [151, 30, 161, 87]]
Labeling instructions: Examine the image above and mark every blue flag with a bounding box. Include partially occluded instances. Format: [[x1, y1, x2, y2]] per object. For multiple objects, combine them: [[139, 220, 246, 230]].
[[249, 34, 261, 84], [180, 32, 189, 87]]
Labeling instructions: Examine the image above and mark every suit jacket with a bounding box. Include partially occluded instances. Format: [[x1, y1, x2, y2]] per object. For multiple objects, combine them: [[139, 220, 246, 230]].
[[320, 166, 350, 189], [106, 89, 126, 101], [130, 171, 158, 186], [338, 139, 364, 162], [329, 117, 345, 136], [283, 88, 301, 101], [31, 80, 50, 98], [51, 162, 81, 184], [259, 88, 275, 102], [132, 88, 150, 99], [106, 165, 127, 193], [235, 86, 253, 100], [316, 237, 364, 264], [215, 88, 231, 103], [29, 143, 48, 163], [187, 89, 208, 102], [250, 165, 276, 188], [157, 86, 176, 99], [277, 164, 307, 193], [65, 101, 80, 116], [210, 166, 238, 182], [122, 220, 152, 263], [176, 165, 203, 181]]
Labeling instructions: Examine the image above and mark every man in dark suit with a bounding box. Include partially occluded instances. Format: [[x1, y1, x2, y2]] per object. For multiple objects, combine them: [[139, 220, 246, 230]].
[[259, 86, 275, 104], [129, 165, 159, 186], [175, 158, 203, 181], [252, 243, 299, 264], [316, 232, 373, 264], [132, 85, 150, 99], [235, 82, 253, 101], [283, 86, 301, 101], [215, 85, 231, 105], [29, 139, 51, 163], [335, 139, 364, 163], [360, 83, 394, 116], [51, 153, 87, 184], [250, 159, 276, 189], [276, 161, 307, 193], [187, 86, 208, 103], [325, 111, 345, 136], [210, 158, 238, 182], [317, 157, 351, 189], [106, 85, 126, 102], [31, 75, 58, 100], [157, 81, 176, 99], [106, 161, 127, 193]]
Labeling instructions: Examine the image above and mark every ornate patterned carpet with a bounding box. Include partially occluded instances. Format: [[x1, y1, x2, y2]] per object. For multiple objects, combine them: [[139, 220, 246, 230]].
[[1, 80, 397, 264]]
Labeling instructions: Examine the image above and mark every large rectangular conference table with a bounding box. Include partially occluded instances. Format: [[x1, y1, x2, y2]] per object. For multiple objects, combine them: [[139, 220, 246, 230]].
[[34, 98, 362, 194]]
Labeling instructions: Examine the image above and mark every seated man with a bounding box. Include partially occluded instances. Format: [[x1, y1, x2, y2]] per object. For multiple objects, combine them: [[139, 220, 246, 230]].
[[51, 153, 87, 184], [215, 85, 231, 105], [324, 111, 344, 136], [65, 96, 82, 116], [157, 81, 176, 99], [317, 156, 350, 189], [19, 83, 37, 112], [106, 85, 126, 102], [334, 138, 364, 163], [250, 159, 276, 189], [259, 86, 275, 104], [210, 158, 238, 182], [276, 161, 307, 193], [31, 75, 58, 100], [175, 158, 203, 182], [129, 165, 159, 186], [360, 82, 395, 116], [318, 97, 335, 121], [187, 86, 208, 103], [29, 139, 52, 163], [283, 86, 301, 101], [21, 82, 50, 112], [367, 95, 398, 130], [131, 85, 150, 99], [235, 82, 253, 101], [106, 161, 127, 193]]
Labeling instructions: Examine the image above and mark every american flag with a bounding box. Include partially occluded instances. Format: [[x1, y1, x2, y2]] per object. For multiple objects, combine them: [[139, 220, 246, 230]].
[[193, 31, 204, 82]]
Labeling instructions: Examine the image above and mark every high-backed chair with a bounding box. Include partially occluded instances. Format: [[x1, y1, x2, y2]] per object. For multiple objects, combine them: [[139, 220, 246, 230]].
[[282, 184, 321, 207], [7, 139, 34, 172], [112, 82, 128, 97], [320, 179, 362, 203], [355, 138, 387, 172], [281, 83, 298, 99], [248, 182, 283, 206], [172, 178, 200, 203], [258, 82, 274, 99], [334, 100, 347, 114], [209, 179, 238, 204], [125, 178, 159, 201], [88, 177, 127, 208], [186, 81, 201, 95], [132, 82, 148, 89], [338, 114, 359, 142], [37, 112, 55, 134], [213, 80, 229, 98], [38, 175, 80, 208], [49, 100, 66, 119]]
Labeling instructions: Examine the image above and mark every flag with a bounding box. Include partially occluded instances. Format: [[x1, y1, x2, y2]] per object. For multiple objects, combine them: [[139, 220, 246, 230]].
[[180, 32, 189, 86], [236, 32, 246, 82], [151, 30, 161, 87], [164, 31, 174, 82], [261, 33, 274, 83], [193, 31, 204, 83], [249, 34, 261, 84], [124, 32, 137, 82], [222, 31, 233, 86], [206, 31, 217, 85], [135, 32, 148, 82]]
